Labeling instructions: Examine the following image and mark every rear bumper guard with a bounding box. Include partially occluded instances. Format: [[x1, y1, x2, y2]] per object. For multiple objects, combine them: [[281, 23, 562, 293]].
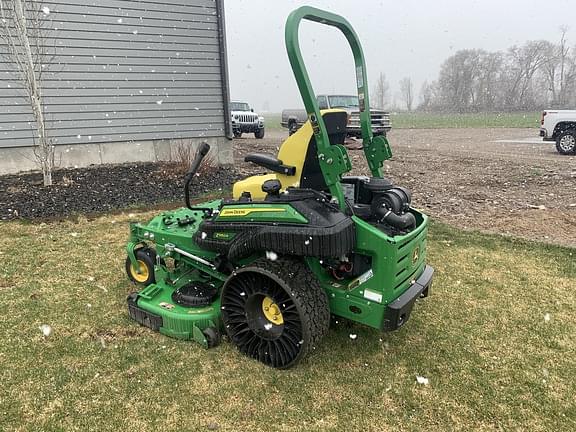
[[383, 265, 433, 331]]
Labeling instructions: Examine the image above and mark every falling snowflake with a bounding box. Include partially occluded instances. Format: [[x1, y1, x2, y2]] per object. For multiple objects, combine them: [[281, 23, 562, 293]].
[[544, 313, 551, 322], [201, 232, 207, 240], [264, 323, 273, 331], [41, 6, 50, 15], [265, 251, 278, 261], [70, 232, 79, 237], [416, 375, 429, 385], [39, 324, 52, 337], [239, 292, 245, 297], [304, 239, 310, 245], [132, 30, 138, 35], [349, 334, 357, 340], [156, 100, 163, 105], [117, 18, 123, 24]]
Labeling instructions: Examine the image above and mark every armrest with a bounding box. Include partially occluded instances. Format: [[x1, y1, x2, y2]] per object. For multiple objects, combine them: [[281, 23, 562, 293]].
[[244, 153, 296, 176]]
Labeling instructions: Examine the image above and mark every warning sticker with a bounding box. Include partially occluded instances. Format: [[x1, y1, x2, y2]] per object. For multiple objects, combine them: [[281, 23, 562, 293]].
[[348, 269, 373, 290], [356, 65, 364, 88], [363, 289, 383, 303]]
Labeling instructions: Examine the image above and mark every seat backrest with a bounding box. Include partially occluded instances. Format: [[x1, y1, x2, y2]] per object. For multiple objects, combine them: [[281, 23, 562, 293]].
[[296, 110, 348, 191]]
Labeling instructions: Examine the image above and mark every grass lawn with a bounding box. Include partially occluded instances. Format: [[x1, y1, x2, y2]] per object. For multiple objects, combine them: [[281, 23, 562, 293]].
[[264, 111, 540, 131], [390, 111, 541, 129], [1, 213, 574, 431], [263, 112, 283, 130]]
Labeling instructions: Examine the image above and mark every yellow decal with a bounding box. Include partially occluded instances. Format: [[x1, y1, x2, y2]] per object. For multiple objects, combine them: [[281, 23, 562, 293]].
[[412, 247, 420, 265], [219, 208, 286, 217]]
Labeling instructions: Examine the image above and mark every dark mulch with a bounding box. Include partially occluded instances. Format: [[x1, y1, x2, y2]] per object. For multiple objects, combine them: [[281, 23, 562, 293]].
[[0, 162, 241, 221]]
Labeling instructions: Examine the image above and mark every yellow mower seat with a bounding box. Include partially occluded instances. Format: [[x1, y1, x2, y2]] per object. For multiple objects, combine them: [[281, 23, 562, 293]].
[[233, 110, 347, 200]]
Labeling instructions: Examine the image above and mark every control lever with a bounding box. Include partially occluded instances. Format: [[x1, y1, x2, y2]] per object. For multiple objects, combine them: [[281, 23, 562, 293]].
[[184, 142, 213, 214]]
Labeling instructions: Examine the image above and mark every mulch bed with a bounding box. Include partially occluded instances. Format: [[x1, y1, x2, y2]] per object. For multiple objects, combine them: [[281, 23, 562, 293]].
[[0, 162, 240, 221]]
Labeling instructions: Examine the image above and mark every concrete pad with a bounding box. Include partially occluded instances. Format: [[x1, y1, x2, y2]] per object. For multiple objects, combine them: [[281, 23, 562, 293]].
[[493, 138, 548, 144]]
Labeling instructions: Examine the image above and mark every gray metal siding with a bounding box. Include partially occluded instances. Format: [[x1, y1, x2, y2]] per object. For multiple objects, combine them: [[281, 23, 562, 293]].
[[0, 0, 227, 148]]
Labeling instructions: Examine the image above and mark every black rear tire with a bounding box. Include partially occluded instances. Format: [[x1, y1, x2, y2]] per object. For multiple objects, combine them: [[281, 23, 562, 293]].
[[556, 130, 576, 155], [233, 131, 242, 139], [221, 257, 329, 368], [254, 128, 265, 139]]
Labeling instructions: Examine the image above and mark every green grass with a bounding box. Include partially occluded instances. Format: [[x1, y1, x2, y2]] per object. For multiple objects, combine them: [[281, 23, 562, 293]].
[[263, 112, 282, 130], [264, 111, 540, 131], [390, 111, 541, 129], [1, 214, 575, 431]]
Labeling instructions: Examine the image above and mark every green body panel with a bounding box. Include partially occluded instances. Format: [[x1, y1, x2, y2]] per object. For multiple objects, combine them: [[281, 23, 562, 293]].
[[308, 212, 428, 329]]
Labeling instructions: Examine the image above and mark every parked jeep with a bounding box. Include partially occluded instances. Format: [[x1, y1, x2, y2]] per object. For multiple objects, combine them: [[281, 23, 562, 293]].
[[281, 94, 391, 137], [230, 101, 265, 139], [540, 109, 576, 154]]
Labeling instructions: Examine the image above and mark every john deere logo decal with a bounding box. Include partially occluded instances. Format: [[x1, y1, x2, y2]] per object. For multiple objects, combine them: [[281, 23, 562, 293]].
[[412, 247, 420, 264], [219, 208, 286, 217]]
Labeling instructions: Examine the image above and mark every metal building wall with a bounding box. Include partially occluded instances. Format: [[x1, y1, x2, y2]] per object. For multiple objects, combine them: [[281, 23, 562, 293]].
[[0, 0, 231, 167]]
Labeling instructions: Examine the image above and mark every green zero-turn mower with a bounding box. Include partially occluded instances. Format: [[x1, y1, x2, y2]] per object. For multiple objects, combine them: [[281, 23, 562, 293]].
[[124, 6, 434, 368]]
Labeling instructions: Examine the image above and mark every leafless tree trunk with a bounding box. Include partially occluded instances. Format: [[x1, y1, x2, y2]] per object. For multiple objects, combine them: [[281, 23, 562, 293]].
[[557, 26, 570, 107], [373, 72, 389, 110], [504, 41, 549, 109], [0, 0, 54, 185], [399, 77, 414, 112], [418, 80, 435, 111]]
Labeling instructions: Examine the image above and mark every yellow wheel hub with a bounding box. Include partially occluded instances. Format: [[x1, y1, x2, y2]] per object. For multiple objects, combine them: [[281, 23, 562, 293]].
[[262, 296, 284, 325], [130, 260, 149, 283]]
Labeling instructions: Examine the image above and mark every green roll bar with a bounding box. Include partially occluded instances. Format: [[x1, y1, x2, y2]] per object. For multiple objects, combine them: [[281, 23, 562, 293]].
[[285, 6, 392, 209]]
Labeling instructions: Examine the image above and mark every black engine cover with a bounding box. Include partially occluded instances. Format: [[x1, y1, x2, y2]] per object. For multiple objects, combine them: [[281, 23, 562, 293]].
[[194, 194, 355, 261]]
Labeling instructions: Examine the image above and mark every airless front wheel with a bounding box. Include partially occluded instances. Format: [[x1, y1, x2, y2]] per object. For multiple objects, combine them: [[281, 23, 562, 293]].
[[221, 257, 329, 368], [125, 248, 156, 286]]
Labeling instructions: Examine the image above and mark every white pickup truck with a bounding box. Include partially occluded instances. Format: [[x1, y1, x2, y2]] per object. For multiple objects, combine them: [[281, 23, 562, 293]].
[[540, 110, 576, 155]]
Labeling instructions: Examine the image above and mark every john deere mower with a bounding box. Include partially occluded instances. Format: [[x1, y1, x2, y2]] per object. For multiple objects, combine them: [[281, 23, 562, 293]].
[[124, 6, 433, 368]]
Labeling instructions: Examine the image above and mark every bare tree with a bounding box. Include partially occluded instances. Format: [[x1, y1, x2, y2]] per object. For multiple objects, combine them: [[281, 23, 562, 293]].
[[542, 26, 574, 107], [0, 0, 54, 185], [373, 72, 389, 110], [399, 77, 414, 111], [503, 40, 550, 109], [418, 80, 435, 111]]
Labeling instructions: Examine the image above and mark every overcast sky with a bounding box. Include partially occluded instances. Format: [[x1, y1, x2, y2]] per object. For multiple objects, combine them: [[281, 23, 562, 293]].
[[224, 0, 575, 112]]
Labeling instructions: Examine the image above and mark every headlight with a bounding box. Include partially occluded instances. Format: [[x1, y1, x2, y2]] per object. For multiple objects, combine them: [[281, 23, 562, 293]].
[[259, 116, 265, 121]]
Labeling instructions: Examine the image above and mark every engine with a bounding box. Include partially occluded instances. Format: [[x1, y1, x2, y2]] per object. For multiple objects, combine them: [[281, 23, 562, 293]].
[[341, 176, 416, 234]]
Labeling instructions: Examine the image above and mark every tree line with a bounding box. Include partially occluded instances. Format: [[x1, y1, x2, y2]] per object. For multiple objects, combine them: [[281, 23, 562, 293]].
[[373, 29, 576, 113]]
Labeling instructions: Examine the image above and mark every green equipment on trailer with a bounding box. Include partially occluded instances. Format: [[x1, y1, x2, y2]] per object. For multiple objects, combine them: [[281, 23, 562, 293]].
[[124, 6, 434, 368]]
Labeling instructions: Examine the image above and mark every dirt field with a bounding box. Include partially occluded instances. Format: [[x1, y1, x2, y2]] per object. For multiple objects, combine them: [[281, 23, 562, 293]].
[[234, 128, 576, 248]]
